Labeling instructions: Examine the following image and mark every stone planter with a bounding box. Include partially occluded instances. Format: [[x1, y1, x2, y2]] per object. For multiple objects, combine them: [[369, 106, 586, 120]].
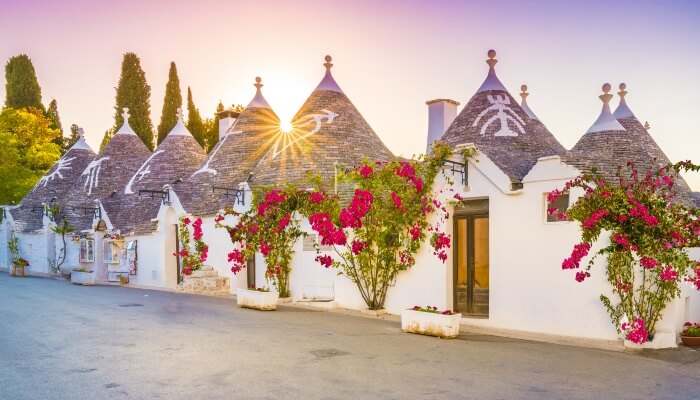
[[680, 336, 700, 347], [71, 271, 96, 286], [360, 308, 386, 317], [277, 296, 293, 304], [401, 309, 462, 339], [237, 288, 279, 311], [623, 328, 677, 350]]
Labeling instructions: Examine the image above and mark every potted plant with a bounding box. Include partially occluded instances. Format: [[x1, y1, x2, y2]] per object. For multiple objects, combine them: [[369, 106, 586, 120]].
[[401, 306, 462, 339], [71, 268, 96, 286], [237, 286, 279, 311], [680, 322, 700, 347], [11, 258, 29, 277]]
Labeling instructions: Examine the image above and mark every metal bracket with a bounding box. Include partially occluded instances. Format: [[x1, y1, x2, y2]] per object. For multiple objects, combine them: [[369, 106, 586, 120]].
[[212, 186, 245, 206], [138, 189, 171, 205], [442, 160, 468, 186]]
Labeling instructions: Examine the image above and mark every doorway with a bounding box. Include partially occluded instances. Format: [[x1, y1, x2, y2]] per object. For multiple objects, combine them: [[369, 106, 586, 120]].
[[454, 199, 489, 317]]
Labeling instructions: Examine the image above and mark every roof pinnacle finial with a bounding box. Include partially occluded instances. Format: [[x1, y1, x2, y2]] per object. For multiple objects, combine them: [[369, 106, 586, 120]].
[[176, 107, 184, 122], [77, 127, 84, 139], [254, 76, 263, 90], [122, 107, 130, 123], [519, 84, 538, 120], [618, 82, 627, 100], [324, 55, 333, 71], [600, 83, 613, 105], [613, 82, 635, 119], [486, 49, 497, 69]]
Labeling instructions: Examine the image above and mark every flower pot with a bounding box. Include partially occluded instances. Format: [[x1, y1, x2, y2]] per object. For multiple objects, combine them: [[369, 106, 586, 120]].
[[71, 271, 96, 286], [237, 288, 279, 311], [680, 336, 700, 347], [401, 309, 462, 339]]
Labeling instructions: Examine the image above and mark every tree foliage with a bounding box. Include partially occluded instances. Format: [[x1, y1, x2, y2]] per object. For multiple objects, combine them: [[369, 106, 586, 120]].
[[0, 108, 61, 203], [4, 54, 44, 112], [99, 128, 114, 152], [64, 124, 81, 150], [186, 87, 206, 149], [112, 53, 154, 150], [46, 98, 67, 152], [156, 62, 182, 145]]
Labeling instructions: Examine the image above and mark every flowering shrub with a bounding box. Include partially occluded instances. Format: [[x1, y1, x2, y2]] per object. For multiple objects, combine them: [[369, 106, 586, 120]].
[[551, 160, 700, 344], [410, 305, 460, 315], [301, 142, 460, 310], [174, 216, 208, 276], [681, 322, 700, 337], [218, 188, 306, 297]]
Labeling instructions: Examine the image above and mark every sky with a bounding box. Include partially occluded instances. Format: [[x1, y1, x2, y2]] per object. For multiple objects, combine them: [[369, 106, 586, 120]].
[[1, 0, 699, 189]]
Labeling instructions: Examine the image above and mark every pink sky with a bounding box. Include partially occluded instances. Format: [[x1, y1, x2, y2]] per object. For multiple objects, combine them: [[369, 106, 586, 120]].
[[1, 0, 699, 189]]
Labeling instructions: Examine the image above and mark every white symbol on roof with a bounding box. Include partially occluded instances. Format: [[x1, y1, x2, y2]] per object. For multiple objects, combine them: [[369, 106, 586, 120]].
[[125, 150, 164, 194], [81, 157, 110, 195], [39, 156, 76, 187], [269, 109, 337, 160], [473, 94, 526, 137]]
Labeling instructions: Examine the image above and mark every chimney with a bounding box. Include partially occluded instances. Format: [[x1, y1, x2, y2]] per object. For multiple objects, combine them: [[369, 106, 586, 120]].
[[426, 99, 460, 153], [217, 109, 240, 140]]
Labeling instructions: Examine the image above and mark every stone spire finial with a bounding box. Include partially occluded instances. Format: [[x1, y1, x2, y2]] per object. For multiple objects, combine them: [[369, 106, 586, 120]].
[[519, 84, 538, 120], [600, 83, 613, 105], [644, 121, 651, 131], [324, 55, 333, 71], [176, 107, 184, 122], [586, 83, 625, 133], [77, 127, 85, 139], [122, 107, 130, 123], [486, 49, 497, 69], [254, 76, 263, 90], [618, 83, 628, 100], [613, 82, 635, 119]]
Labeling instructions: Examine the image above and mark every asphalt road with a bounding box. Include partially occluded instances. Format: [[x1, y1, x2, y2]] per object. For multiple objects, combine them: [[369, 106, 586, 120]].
[[0, 273, 698, 400]]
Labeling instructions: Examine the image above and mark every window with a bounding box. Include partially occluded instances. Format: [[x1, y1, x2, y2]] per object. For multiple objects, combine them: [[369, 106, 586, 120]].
[[79, 239, 94, 262], [103, 240, 122, 264], [545, 193, 570, 223], [303, 234, 333, 252]]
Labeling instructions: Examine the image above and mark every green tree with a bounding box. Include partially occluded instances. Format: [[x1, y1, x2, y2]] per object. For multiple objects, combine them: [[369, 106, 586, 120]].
[[112, 52, 154, 150], [156, 62, 182, 145], [99, 128, 114, 152], [46, 98, 66, 152], [64, 124, 81, 150], [0, 108, 61, 203], [204, 101, 225, 153], [186, 87, 206, 149], [4, 54, 44, 112]]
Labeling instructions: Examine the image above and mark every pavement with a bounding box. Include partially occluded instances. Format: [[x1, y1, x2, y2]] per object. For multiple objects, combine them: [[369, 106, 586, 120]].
[[0, 272, 698, 400]]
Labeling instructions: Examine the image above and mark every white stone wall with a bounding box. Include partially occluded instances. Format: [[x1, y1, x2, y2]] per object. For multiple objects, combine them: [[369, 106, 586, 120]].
[[15, 231, 51, 274]]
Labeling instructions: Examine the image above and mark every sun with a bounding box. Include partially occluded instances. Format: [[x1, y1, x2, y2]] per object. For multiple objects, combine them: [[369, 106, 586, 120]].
[[280, 120, 293, 133]]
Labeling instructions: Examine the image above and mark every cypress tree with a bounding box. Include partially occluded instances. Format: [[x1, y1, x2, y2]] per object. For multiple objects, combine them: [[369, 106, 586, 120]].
[[100, 128, 114, 152], [65, 124, 81, 149], [4, 54, 44, 112], [112, 52, 154, 151], [46, 99, 65, 152], [186, 87, 206, 149], [156, 62, 182, 145]]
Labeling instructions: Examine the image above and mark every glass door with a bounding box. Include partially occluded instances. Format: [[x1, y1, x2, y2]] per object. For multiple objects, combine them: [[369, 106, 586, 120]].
[[454, 201, 489, 317]]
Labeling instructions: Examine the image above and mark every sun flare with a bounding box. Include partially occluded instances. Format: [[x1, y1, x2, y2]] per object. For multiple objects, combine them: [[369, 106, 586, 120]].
[[280, 120, 293, 133]]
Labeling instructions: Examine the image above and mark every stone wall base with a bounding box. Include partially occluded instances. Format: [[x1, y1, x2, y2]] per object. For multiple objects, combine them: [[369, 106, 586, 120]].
[[177, 266, 230, 296]]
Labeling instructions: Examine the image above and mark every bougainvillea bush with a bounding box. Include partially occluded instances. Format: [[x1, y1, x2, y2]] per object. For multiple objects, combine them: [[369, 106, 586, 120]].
[[217, 187, 306, 297], [218, 142, 474, 310], [174, 216, 208, 276], [550, 160, 700, 344]]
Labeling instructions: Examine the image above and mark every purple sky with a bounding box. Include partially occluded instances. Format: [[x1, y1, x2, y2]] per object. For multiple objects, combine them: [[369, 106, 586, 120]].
[[2, 0, 699, 189]]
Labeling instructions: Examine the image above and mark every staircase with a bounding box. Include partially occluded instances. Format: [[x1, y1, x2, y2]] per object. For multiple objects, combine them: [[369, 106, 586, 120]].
[[177, 266, 230, 296]]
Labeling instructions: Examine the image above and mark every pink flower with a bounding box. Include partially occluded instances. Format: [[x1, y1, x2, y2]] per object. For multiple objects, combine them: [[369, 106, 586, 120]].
[[642, 214, 659, 227], [391, 192, 404, 212], [359, 165, 373, 178], [260, 242, 271, 257], [640, 257, 658, 269], [575, 271, 590, 282], [351, 240, 366, 255], [396, 162, 416, 179], [214, 214, 224, 223], [660, 266, 678, 282], [309, 192, 324, 203], [582, 209, 608, 229], [411, 177, 424, 193], [612, 233, 630, 249], [409, 225, 421, 241], [279, 214, 291, 229], [617, 215, 628, 223], [315, 254, 333, 268], [622, 318, 648, 344], [183, 217, 191, 225]]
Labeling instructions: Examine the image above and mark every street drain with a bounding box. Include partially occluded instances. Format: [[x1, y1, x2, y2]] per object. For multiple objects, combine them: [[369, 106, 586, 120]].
[[118, 303, 144, 307], [310, 348, 349, 358]]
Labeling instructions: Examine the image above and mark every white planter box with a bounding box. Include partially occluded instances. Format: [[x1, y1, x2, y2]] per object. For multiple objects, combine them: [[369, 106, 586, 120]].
[[71, 271, 96, 286], [237, 288, 279, 311], [401, 309, 462, 338], [623, 328, 677, 350]]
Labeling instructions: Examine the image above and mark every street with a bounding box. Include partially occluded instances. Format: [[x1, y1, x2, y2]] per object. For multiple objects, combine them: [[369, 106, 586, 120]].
[[0, 273, 698, 400]]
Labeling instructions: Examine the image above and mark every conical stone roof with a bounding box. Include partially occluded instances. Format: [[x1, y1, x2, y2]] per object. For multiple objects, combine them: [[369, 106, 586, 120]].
[[103, 109, 207, 235], [62, 108, 151, 231], [440, 50, 566, 185], [568, 83, 694, 205], [12, 131, 96, 232], [182, 78, 281, 215], [251, 55, 394, 189]]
